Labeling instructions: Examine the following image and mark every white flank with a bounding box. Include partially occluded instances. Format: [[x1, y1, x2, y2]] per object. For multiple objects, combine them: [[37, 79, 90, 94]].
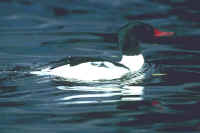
[[31, 54, 144, 81]]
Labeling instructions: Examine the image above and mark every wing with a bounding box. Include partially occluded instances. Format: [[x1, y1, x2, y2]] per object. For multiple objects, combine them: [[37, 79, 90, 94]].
[[48, 55, 129, 70]]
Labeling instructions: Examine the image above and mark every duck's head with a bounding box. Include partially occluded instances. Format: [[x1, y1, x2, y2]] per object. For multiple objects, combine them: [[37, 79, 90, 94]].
[[118, 22, 174, 55]]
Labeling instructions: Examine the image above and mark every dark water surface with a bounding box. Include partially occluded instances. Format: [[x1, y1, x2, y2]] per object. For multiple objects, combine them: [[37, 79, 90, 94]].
[[1, 0, 200, 132]]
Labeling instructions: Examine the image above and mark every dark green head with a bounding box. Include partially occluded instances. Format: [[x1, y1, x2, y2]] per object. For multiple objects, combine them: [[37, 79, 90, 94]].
[[118, 22, 155, 56]]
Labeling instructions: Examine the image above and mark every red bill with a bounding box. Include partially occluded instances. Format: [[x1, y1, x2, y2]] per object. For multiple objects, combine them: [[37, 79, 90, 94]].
[[154, 28, 174, 37]]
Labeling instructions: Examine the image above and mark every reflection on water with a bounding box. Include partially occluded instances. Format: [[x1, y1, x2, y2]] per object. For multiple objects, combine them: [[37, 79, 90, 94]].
[[57, 85, 144, 105]]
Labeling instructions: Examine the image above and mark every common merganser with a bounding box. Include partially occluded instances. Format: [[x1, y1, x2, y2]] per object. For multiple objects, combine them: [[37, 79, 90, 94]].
[[32, 22, 174, 81]]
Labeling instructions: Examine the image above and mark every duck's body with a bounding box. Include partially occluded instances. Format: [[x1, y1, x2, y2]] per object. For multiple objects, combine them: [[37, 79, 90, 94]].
[[33, 54, 144, 81], [32, 22, 173, 81]]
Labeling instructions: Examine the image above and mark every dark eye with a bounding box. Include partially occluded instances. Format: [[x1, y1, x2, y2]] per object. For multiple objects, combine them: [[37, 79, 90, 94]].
[[139, 24, 154, 33], [132, 24, 154, 40]]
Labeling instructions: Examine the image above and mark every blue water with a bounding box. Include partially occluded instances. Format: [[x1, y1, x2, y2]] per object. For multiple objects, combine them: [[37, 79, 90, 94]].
[[1, 0, 200, 132]]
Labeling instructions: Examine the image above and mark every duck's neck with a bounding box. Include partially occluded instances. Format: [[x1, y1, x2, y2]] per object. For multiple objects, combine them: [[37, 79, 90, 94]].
[[119, 54, 144, 71]]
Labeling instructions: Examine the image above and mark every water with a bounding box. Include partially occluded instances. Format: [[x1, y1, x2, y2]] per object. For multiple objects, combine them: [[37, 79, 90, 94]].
[[1, 0, 200, 132]]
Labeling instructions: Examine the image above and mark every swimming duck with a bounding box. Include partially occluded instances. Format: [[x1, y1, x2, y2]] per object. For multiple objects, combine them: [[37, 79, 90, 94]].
[[33, 22, 174, 81]]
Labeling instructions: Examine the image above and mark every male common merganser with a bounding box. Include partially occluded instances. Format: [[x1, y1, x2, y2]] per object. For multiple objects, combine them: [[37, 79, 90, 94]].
[[32, 22, 174, 81]]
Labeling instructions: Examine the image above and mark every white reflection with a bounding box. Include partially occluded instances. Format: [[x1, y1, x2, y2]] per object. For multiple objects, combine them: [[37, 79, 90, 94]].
[[121, 97, 143, 101], [57, 85, 144, 105], [60, 100, 121, 105], [57, 85, 121, 92], [121, 85, 144, 101], [60, 93, 121, 101], [122, 85, 144, 95]]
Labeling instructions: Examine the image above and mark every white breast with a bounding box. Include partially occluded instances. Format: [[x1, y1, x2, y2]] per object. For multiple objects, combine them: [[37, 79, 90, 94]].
[[31, 54, 144, 81], [119, 54, 144, 72]]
